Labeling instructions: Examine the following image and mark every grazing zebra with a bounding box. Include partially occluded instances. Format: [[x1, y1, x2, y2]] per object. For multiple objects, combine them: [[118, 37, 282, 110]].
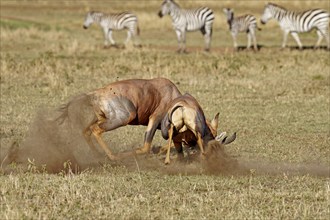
[[223, 8, 261, 51], [83, 11, 140, 47], [158, 0, 215, 53], [261, 3, 330, 50]]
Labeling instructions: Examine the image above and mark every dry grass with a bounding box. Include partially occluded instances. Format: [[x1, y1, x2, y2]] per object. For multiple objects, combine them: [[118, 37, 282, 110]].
[[0, 0, 330, 219]]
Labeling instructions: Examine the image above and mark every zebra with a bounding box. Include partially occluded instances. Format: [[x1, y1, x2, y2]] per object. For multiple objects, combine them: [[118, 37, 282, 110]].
[[223, 8, 261, 51], [261, 3, 330, 50], [158, 0, 215, 53], [83, 11, 140, 48]]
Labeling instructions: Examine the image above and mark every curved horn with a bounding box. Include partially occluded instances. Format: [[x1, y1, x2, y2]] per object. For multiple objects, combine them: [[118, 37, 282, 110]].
[[215, 132, 226, 142], [222, 132, 237, 145]]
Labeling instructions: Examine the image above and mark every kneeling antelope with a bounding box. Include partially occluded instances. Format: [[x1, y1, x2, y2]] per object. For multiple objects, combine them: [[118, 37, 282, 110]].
[[160, 93, 236, 164], [57, 78, 181, 160], [223, 8, 261, 51]]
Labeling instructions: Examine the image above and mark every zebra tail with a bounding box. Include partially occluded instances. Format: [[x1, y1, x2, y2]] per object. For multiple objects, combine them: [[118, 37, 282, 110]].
[[137, 26, 140, 36], [257, 26, 262, 31]]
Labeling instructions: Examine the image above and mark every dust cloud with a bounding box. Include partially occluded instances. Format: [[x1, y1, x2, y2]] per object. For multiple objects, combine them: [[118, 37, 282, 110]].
[[1, 95, 329, 177]]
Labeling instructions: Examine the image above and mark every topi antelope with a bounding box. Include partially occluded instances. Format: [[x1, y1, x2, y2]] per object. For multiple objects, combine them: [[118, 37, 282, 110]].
[[160, 93, 236, 164], [57, 78, 182, 160]]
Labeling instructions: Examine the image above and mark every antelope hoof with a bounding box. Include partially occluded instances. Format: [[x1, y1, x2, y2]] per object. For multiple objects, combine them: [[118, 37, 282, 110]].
[[135, 147, 149, 155], [164, 158, 170, 165], [107, 154, 118, 161]]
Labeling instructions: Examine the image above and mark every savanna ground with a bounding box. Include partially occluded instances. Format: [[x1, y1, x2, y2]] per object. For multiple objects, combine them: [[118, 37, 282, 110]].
[[0, 0, 330, 219]]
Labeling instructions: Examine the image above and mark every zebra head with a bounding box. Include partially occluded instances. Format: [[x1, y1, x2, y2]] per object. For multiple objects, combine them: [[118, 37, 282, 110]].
[[223, 8, 234, 26], [83, 11, 95, 29], [261, 4, 274, 24], [158, 0, 177, 18]]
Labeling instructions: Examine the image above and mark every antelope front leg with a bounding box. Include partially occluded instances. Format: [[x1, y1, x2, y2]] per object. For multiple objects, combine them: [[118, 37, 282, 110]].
[[158, 143, 173, 155], [174, 142, 184, 161], [135, 117, 160, 155], [165, 124, 174, 164], [196, 132, 205, 159]]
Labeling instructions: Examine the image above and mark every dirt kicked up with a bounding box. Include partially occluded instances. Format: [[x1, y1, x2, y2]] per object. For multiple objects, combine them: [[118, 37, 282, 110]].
[[1, 97, 329, 177]]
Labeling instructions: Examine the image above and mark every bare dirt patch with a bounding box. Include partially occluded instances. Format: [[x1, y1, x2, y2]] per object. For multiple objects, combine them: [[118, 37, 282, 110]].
[[1, 97, 329, 178]]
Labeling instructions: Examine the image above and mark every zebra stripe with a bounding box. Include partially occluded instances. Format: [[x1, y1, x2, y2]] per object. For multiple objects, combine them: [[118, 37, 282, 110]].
[[261, 3, 330, 49], [223, 8, 260, 50], [83, 11, 140, 47], [158, 0, 215, 52]]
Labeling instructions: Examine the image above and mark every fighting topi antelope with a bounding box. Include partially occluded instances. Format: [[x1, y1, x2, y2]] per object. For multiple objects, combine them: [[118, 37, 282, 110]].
[[223, 8, 261, 51], [158, 0, 215, 53], [160, 93, 236, 164], [261, 3, 330, 50], [57, 78, 182, 160], [83, 11, 140, 48]]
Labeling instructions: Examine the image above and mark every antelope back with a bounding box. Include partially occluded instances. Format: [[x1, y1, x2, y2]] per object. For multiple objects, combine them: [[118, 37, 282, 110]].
[[90, 78, 181, 126]]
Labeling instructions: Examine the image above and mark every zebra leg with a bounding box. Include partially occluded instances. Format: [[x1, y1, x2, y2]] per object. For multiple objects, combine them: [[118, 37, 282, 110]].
[[181, 31, 187, 53], [247, 33, 252, 50], [315, 30, 324, 49], [204, 34, 211, 52], [108, 30, 118, 47], [203, 26, 212, 52], [325, 30, 330, 50], [125, 30, 132, 45], [130, 26, 141, 47], [282, 30, 290, 49], [290, 32, 303, 50], [231, 32, 238, 50], [103, 28, 110, 48], [250, 29, 258, 51], [175, 29, 183, 53]]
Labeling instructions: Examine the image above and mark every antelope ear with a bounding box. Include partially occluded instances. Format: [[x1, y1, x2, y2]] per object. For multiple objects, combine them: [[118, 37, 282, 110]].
[[210, 112, 219, 131]]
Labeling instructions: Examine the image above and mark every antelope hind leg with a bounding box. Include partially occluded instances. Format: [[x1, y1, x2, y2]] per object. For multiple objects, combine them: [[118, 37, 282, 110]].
[[90, 124, 117, 160]]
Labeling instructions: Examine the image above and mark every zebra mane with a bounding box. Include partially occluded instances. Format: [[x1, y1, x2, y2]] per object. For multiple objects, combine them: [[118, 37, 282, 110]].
[[89, 11, 104, 16], [171, 0, 181, 8], [89, 11, 104, 21], [267, 3, 287, 11]]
